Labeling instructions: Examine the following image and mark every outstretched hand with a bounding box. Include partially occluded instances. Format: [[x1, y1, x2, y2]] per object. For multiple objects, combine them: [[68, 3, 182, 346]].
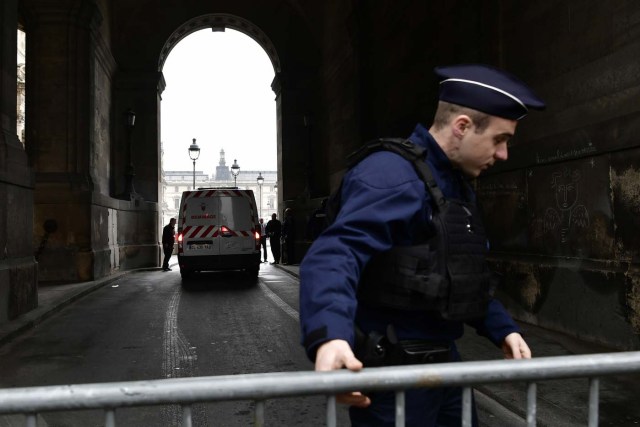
[[501, 332, 531, 359], [315, 339, 371, 408]]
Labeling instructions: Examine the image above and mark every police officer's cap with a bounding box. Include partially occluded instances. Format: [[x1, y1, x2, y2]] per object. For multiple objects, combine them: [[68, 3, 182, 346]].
[[435, 64, 546, 120]]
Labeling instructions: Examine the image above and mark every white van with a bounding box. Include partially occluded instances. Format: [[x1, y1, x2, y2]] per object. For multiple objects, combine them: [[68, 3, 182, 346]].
[[177, 187, 261, 280]]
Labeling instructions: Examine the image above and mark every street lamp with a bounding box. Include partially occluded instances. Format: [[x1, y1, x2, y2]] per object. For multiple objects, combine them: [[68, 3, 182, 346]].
[[188, 138, 200, 190], [231, 159, 240, 187], [121, 108, 139, 200], [256, 172, 264, 218]]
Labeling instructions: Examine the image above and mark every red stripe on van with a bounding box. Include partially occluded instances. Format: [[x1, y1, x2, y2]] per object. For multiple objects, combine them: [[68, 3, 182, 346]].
[[201, 225, 215, 238], [188, 225, 203, 238]]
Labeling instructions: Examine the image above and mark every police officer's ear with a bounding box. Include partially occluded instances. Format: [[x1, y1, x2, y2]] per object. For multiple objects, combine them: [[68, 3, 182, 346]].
[[452, 115, 473, 139]]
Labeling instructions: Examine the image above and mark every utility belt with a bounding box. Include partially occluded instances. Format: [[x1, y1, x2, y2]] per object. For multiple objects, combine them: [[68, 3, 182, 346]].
[[354, 325, 451, 367]]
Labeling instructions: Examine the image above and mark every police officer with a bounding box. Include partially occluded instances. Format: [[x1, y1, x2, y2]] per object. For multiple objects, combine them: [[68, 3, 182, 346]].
[[299, 64, 545, 426]]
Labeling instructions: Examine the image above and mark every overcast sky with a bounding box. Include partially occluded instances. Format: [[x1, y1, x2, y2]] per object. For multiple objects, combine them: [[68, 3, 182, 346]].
[[161, 29, 277, 174]]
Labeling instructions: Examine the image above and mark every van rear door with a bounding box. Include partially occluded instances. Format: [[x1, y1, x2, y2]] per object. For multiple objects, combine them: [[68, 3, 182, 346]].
[[181, 194, 220, 256], [218, 193, 256, 256]]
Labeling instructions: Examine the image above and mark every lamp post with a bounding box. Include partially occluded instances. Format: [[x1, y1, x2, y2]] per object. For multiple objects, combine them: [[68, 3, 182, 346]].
[[188, 138, 200, 190], [231, 159, 240, 187], [256, 172, 264, 218], [122, 108, 138, 199]]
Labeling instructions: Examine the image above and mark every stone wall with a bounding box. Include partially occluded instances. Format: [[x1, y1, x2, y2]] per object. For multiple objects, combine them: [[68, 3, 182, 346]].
[[477, 1, 640, 350], [0, 0, 37, 321]]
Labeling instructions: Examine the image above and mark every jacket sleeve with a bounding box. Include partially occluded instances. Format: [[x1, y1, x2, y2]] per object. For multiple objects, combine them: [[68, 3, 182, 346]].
[[466, 299, 522, 347], [299, 152, 429, 360]]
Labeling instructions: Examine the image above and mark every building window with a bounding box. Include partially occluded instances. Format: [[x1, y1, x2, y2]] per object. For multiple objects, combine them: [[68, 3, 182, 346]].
[[175, 186, 179, 192], [16, 27, 26, 146], [174, 198, 180, 209]]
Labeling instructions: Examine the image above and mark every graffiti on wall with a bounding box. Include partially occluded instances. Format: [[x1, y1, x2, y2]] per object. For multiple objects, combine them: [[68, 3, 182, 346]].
[[542, 167, 590, 243]]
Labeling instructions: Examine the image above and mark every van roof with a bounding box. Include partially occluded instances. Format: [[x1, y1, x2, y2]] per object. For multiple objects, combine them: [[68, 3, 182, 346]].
[[182, 188, 253, 198], [196, 186, 238, 190]]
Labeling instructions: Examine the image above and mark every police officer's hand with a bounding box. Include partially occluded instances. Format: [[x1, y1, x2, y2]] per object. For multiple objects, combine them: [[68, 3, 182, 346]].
[[315, 339, 371, 408], [501, 332, 531, 359]]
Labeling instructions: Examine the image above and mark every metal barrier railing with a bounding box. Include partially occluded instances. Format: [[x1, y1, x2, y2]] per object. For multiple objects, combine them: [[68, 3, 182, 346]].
[[1, 351, 639, 427]]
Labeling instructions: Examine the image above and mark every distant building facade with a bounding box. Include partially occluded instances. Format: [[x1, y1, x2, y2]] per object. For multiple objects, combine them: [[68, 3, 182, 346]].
[[161, 149, 278, 226]]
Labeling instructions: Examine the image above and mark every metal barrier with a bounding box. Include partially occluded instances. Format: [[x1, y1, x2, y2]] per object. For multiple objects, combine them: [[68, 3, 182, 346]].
[[1, 351, 639, 427]]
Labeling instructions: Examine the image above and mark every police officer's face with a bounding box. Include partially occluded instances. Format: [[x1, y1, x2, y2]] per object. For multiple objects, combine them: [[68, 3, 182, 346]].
[[457, 116, 516, 177]]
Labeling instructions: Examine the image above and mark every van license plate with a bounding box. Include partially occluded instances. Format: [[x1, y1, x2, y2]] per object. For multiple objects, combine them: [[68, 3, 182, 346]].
[[190, 244, 211, 250]]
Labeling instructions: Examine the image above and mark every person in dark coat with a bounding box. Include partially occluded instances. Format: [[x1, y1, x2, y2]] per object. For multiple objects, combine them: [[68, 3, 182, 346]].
[[299, 64, 546, 426], [259, 217, 268, 262], [265, 213, 282, 264], [161, 218, 176, 271]]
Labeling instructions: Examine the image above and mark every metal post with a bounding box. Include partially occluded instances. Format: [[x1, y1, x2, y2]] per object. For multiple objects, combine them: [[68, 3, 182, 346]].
[[527, 382, 537, 427], [182, 404, 192, 427], [231, 159, 240, 188], [462, 387, 472, 427], [326, 395, 336, 427], [105, 409, 116, 427], [254, 400, 265, 427], [588, 377, 600, 427], [256, 174, 264, 218], [395, 390, 405, 427], [188, 138, 200, 191]]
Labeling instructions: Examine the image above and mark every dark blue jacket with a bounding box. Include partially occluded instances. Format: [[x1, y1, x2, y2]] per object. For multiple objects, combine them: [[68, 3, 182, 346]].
[[299, 123, 521, 360]]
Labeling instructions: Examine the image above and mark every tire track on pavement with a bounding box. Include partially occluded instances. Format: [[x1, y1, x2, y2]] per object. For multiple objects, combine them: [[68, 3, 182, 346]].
[[162, 286, 209, 426]]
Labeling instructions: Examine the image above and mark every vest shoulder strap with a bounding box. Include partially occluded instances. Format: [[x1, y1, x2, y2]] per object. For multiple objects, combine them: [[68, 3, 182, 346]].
[[347, 138, 446, 207], [325, 138, 445, 225]]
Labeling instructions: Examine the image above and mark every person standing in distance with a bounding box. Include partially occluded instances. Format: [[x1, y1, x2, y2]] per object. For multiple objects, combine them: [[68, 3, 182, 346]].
[[259, 217, 268, 263], [299, 64, 545, 426], [265, 213, 282, 264], [161, 218, 176, 272]]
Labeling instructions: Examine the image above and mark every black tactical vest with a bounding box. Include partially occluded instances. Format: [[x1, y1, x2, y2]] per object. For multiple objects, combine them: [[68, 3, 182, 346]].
[[328, 138, 493, 321]]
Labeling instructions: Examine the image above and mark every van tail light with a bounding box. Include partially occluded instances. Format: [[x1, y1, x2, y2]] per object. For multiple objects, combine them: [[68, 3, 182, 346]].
[[177, 232, 184, 254], [254, 229, 261, 250]]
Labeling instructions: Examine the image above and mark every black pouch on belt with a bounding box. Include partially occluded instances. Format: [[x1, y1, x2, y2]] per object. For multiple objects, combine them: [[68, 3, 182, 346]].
[[393, 339, 452, 364], [354, 326, 390, 367], [355, 325, 452, 366]]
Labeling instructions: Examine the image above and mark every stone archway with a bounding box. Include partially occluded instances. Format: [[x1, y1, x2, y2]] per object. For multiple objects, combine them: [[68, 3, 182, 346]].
[[157, 14, 282, 231], [158, 14, 281, 75]]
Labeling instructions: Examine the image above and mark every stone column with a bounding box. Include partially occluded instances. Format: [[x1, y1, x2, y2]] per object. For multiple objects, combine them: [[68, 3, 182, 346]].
[[26, 0, 107, 282], [111, 70, 164, 270], [0, 0, 38, 322], [275, 72, 312, 204]]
